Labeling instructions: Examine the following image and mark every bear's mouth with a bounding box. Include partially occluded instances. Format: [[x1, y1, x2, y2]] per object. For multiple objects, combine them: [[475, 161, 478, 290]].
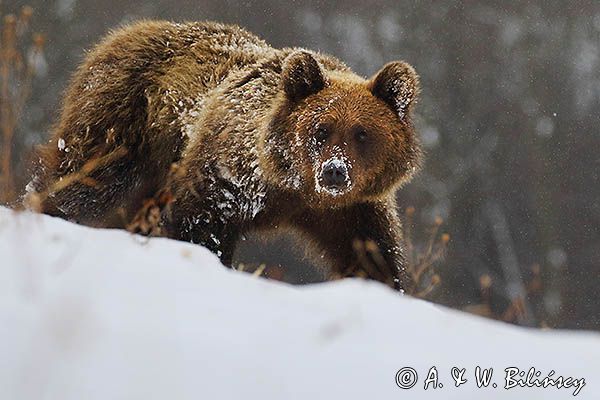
[[317, 182, 351, 197]]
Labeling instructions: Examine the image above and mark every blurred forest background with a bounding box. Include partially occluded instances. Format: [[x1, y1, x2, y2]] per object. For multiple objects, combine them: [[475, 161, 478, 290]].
[[0, 0, 598, 330]]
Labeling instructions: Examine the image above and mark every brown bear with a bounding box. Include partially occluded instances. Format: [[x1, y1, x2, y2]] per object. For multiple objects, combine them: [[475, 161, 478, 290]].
[[27, 21, 422, 291]]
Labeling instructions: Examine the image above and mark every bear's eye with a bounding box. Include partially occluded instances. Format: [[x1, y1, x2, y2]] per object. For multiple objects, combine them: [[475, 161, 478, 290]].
[[355, 129, 368, 143], [315, 126, 329, 143]]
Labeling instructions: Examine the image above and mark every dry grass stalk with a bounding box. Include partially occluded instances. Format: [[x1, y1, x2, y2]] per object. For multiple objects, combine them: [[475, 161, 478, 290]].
[[24, 146, 129, 212], [466, 263, 547, 326], [252, 264, 267, 277], [236, 262, 285, 281], [0, 6, 44, 204], [403, 207, 449, 298], [126, 163, 180, 236]]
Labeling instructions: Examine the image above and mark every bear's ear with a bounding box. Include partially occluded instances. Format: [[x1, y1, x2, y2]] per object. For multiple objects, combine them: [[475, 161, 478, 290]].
[[281, 51, 326, 102], [369, 61, 420, 119]]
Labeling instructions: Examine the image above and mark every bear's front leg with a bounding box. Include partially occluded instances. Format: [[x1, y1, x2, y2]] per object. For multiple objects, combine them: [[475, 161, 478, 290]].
[[164, 171, 243, 268], [295, 200, 413, 292]]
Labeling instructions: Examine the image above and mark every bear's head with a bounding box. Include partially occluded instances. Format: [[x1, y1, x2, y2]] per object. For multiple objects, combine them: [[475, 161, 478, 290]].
[[262, 51, 422, 208]]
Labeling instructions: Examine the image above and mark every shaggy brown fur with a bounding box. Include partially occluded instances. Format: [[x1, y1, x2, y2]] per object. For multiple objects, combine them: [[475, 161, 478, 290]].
[[28, 21, 422, 291]]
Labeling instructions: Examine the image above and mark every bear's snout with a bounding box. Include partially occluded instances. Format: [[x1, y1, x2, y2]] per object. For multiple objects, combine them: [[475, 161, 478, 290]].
[[322, 161, 347, 188], [318, 158, 351, 196]]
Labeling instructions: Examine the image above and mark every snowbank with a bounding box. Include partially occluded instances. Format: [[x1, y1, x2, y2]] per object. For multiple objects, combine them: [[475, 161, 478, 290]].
[[0, 207, 598, 399]]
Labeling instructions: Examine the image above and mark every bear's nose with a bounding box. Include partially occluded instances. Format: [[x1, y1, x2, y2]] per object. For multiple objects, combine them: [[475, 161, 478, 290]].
[[321, 161, 348, 188]]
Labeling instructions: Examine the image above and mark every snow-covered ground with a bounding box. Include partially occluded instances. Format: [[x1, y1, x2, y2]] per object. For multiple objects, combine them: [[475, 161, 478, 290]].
[[0, 207, 598, 399]]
